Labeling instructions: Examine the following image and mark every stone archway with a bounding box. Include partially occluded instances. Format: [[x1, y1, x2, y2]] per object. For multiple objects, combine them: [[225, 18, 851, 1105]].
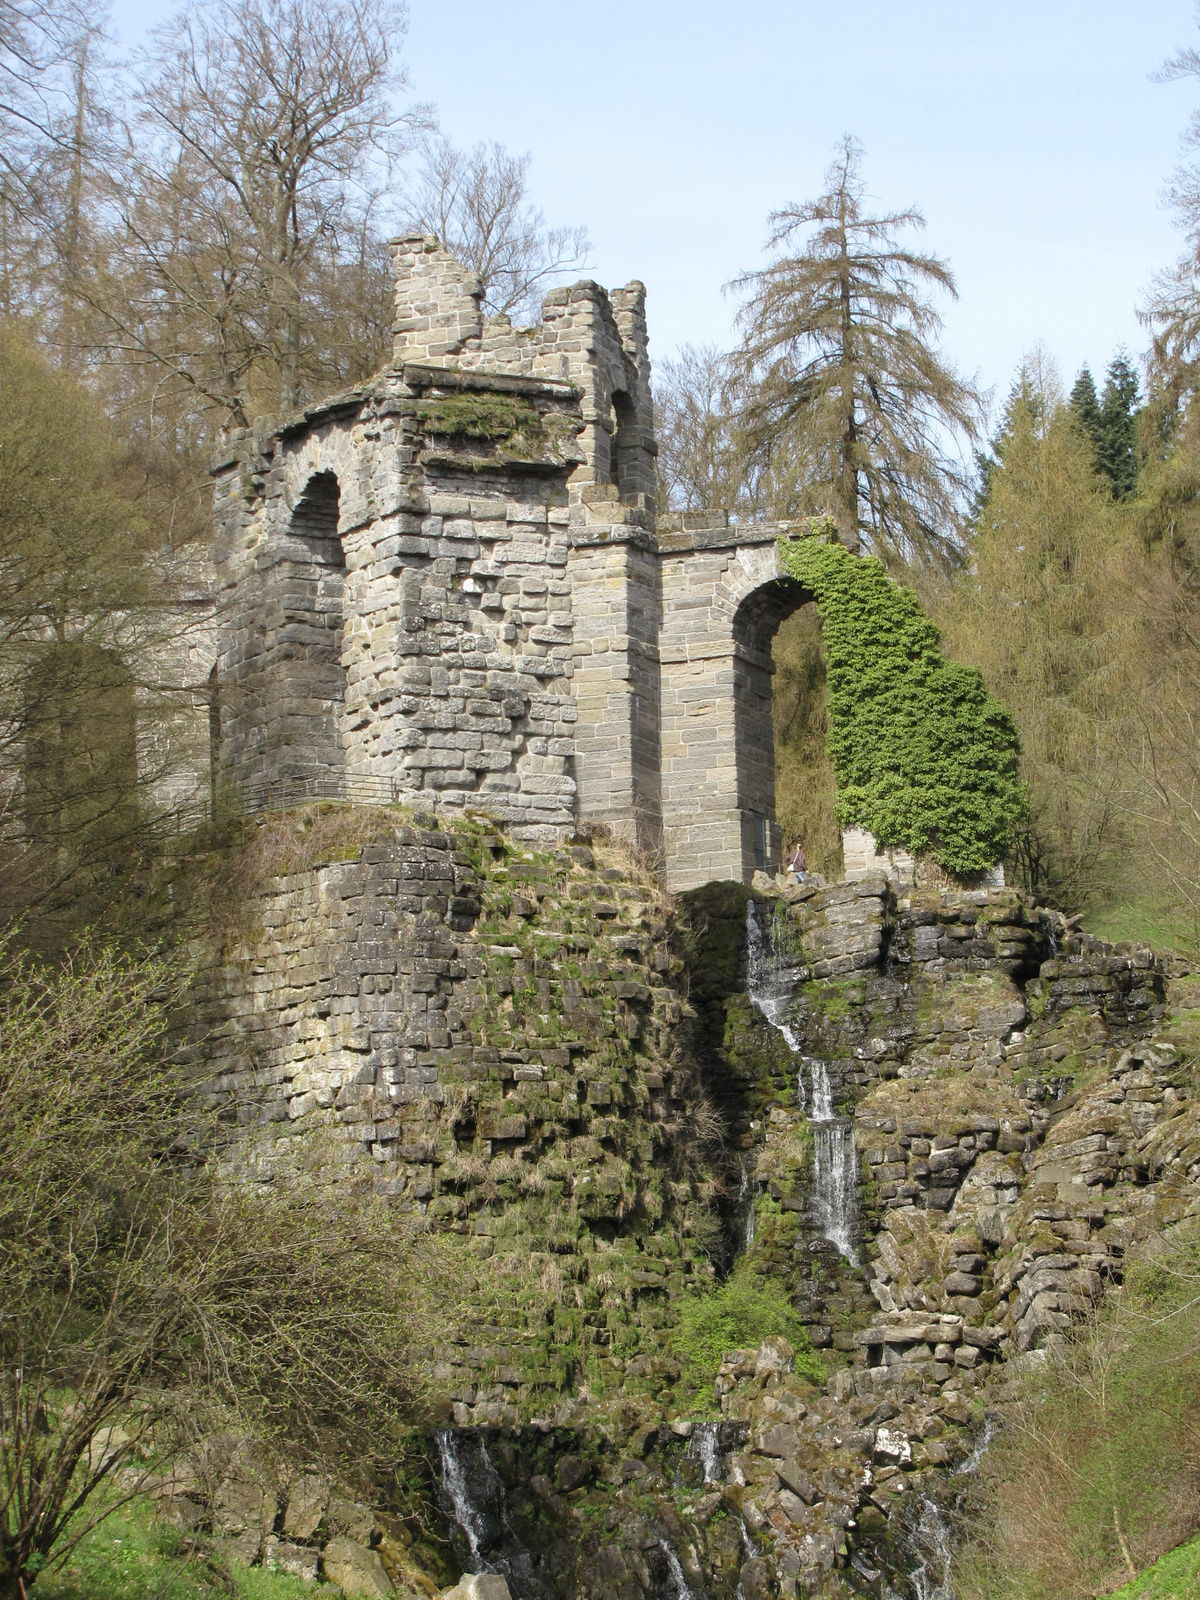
[[657, 525, 818, 890], [732, 575, 814, 876], [273, 469, 346, 791]]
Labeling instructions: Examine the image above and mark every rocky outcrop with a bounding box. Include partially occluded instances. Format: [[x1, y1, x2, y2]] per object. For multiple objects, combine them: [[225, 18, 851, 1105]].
[[187, 816, 1198, 1598]]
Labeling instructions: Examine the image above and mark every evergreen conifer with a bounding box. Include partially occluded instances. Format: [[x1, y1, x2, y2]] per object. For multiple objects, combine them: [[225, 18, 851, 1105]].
[[1069, 364, 1103, 452], [1096, 353, 1141, 498]]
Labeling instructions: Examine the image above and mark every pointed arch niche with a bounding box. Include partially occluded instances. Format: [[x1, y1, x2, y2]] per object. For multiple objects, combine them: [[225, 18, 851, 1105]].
[[266, 469, 346, 791]]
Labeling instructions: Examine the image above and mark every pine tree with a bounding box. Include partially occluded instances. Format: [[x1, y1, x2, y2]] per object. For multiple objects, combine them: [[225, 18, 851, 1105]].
[[1095, 353, 1141, 499], [1069, 365, 1102, 453], [729, 136, 981, 568]]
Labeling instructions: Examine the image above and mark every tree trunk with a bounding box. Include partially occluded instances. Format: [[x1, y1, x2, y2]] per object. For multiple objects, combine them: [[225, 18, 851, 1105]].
[[836, 208, 860, 552]]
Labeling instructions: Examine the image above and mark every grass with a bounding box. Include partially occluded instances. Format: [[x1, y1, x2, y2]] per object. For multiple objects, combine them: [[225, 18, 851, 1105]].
[[1110, 1533, 1200, 1599], [32, 1496, 319, 1600], [1087, 898, 1199, 956]]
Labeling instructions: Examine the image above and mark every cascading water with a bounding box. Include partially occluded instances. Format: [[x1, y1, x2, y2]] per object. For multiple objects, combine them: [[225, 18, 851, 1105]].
[[436, 1429, 493, 1569], [954, 1417, 994, 1476], [745, 901, 860, 1264], [434, 1430, 543, 1598], [687, 1421, 723, 1484], [806, 1055, 859, 1265], [736, 1158, 757, 1250], [657, 1537, 703, 1600], [909, 1495, 955, 1600]]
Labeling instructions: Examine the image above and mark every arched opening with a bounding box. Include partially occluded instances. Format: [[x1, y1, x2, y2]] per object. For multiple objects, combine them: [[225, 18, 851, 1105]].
[[610, 388, 638, 498], [22, 640, 138, 861], [732, 577, 840, 881], [268, 470, 346, 793]]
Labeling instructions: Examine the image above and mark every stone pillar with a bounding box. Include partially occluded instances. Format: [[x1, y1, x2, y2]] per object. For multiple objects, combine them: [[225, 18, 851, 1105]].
[[568, 513, 662, 854]]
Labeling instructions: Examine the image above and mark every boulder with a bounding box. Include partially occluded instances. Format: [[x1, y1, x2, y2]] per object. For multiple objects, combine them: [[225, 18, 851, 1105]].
[[441, 1577, 512, 1600], [283, 1474, 328, 1540], [264, 1539, 320, 1581], [738, 1557, 777, 1600], [324, 1537, 394, 1598]]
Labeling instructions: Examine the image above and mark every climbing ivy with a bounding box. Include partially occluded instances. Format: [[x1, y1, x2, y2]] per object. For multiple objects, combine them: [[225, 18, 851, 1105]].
[[777, 528, 1026, 878]]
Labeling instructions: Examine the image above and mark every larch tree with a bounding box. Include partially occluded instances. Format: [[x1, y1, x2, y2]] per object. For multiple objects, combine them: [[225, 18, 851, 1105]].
[[933, 358, 1136, 909], [729, 135, 981, 569]]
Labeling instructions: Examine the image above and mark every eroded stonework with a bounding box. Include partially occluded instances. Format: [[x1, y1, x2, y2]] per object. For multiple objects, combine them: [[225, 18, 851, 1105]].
[[209, 236, 825, 889]]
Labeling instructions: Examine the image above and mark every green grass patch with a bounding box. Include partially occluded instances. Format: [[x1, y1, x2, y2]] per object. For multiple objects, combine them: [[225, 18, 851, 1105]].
[[1087, 898, 1199, 955], [32, 1496, 315, 1600], [672, 1260, 825, 1408], [1110, 1533, 1200, 1599]]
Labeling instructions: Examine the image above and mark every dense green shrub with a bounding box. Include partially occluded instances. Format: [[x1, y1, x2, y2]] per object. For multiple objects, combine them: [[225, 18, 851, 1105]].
[[778, 530, 1026, 877], [673, 1262, 825, 1405]]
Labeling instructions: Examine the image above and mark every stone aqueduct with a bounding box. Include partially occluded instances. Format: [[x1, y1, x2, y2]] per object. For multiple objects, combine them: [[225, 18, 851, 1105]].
[[210, 236, 835, 891]]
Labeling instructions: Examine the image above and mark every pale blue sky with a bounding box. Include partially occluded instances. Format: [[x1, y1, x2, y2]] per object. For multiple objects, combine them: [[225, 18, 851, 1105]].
[[109, 0, 1200, 416]]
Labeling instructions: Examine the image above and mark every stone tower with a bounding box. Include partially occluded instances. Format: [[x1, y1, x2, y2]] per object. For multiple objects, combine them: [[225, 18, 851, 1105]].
[[209, 236, 830, 889]]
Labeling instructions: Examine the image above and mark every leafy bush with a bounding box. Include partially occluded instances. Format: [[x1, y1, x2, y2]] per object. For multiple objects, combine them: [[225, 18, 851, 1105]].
[[673, 1262, 825, 1404], [778, 530, 1026, 877]]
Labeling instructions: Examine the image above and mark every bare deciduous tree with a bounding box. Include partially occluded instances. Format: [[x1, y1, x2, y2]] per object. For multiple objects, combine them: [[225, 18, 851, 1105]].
[[653, 344, 743, 513], [0, 0, 115, 352], [96, 0, 426, 427], [403, 132, 590, 324]]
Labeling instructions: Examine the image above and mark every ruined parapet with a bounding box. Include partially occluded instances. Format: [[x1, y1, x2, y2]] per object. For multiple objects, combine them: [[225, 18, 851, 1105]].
[[390, 234, 485, 364], [388, 234, 656, 509]]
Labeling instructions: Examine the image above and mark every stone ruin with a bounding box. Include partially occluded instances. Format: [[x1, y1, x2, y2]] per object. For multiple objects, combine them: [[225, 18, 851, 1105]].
[[208, 234, 839, 891]]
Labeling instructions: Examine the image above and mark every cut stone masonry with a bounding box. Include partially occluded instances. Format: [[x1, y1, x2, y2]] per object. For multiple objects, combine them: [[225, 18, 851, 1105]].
[[208, 236, 838, 890]]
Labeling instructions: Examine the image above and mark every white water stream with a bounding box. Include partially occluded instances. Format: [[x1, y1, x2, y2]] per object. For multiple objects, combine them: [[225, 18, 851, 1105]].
[[435, 1429, 493, 1570], [745, 902, 859, 1264], [909, 1495, 955, 1600], [687, 1421, 723, 1484], [658, 1537, 703, 1599]]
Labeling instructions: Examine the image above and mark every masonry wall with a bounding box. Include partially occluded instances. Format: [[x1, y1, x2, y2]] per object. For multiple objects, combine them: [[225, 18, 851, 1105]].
[[209, 235, 854, 878], [657, 519, 814, 889]]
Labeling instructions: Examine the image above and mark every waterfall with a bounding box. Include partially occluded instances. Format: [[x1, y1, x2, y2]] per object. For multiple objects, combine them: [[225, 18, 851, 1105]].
[[955, 1417, 994, 1476], [745, 902, 860, 1265], [807, 1060, 859, 1266], [737, 1159, 757, 1251], [745, 901, 807, 1053], [434, 1430, 544, 1598], [687, 1421, 723, 1484], [657, 1537, 703, 1599], [909, 1495, 954, 1600], [435, 1430, 493, 1570]]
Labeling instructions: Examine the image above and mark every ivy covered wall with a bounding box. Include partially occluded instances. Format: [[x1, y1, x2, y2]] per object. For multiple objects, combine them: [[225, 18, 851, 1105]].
[[778, 531, 1026, 878]]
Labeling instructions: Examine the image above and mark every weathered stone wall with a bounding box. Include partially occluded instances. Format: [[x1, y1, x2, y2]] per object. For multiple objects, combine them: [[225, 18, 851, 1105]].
[[186, 815, 1199, 1599], [208, 236, 847, 878]]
